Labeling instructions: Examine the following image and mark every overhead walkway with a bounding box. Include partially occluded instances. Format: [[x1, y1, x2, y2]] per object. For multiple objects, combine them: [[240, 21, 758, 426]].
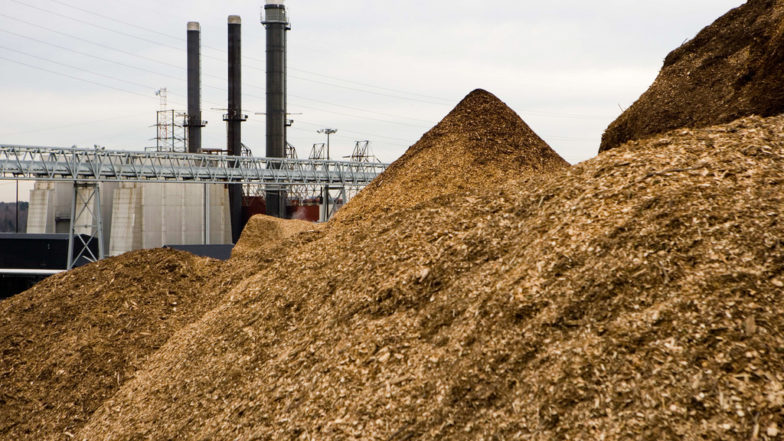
[[0, 145, 387, 187], [0, 145, 389, 269]]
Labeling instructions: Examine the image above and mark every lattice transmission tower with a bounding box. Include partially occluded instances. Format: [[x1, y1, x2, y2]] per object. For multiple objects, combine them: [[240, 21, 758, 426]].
[[152, 88, 187, 152], [346, 140, 379, 162]]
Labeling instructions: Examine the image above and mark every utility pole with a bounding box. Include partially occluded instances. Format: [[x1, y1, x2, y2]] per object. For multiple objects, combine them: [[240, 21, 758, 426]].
[[317, 128, 337, 223], [318, 128, 338, 160]]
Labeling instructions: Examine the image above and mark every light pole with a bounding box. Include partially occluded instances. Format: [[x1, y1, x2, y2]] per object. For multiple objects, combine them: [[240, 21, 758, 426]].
[[318, 128, 338, 160]]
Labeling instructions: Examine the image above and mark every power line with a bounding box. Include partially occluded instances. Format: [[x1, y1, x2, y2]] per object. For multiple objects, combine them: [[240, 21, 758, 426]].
[[197, 78, 436, 126], [0, 32, 585, 149], [237, 89, 433, 129], [3, 6, 608, 122], [288, 94, 436, 124], [0, 28, 238, 96], [0, 13, 184, 72], [288, 67, 454, 103], [287, 102, 429, 129], [0, 45, 194, 108], [0, 113, 149, 137], [20, 0, 459, 106], [8, 0, 226, 65], [0, 12, 442, 124], [9, 0, 184, 50], [176, 90, 417, 146], [0, 52, 413, 150], [0, 14, 234, 89], [293, 120, 413, 144], [247, 118, 411, 145], [20, 0, 614, 121], [0, 54, 157, 100], [201, 86, 438, 129], [0, 29, 188, 83], [284, 73, 453, 106], [44, 0, 185, 43], [1, 10, 438, 122], [0, 11, 550, 150], [0, 45, 165, 92]]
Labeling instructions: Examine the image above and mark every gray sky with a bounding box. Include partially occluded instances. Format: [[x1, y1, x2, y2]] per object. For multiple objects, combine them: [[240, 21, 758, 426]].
[[0, 0, 745, 201]]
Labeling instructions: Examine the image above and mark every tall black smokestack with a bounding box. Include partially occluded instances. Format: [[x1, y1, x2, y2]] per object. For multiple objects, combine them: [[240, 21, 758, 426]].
[[262, 0, 290, 218], [225, 15, 246, 243], [186, 21, 205, 153]]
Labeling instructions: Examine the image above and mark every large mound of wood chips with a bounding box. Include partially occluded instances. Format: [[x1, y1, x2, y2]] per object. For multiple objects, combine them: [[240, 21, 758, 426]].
[[231, 214, 321, 261], [333, 88, 568, 225], [74, 114, 784, 440], [0, 249, 239, 441], [600, 0, 784, 152]]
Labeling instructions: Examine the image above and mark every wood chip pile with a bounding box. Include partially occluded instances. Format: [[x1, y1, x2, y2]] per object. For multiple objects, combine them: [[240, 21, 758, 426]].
[[333, 89, 568, 225], [600, 0, 784, 152], [231, 214, 321, 261], [0, 249, 235, 441], [75, 114, 784, 440]]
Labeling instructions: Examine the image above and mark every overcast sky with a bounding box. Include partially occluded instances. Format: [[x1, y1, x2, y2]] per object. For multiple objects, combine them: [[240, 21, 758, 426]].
[[0, 0, 745, 201]]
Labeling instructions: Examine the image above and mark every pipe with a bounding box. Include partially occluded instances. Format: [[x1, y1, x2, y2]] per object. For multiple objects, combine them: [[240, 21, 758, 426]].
[[186, 21, 204, 154], [0, 269, 65, 276]]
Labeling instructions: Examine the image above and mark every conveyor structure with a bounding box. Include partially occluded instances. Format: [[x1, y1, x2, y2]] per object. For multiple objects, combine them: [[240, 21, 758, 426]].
[[0, 145, 388, 268], [0, 145, 387, 186]]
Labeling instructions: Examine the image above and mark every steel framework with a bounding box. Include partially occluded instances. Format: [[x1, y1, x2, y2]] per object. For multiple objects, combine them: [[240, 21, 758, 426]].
[[346, 140, 380, 163], [321, 185, 347, 223], [153, 88, 187, 153], [0, 145, 387, 187], [66, 183, 104, 270], [0, 144, 387, 269]]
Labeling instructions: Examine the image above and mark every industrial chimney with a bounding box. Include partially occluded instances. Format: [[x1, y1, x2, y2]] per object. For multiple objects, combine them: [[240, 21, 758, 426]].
[[262, 0, 290, 218], [186, 21, 205, 153], [225, 15, 246, 243]]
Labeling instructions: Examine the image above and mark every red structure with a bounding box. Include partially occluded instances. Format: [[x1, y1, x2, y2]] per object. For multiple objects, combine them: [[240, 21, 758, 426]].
[[241, 196, 320, 226]]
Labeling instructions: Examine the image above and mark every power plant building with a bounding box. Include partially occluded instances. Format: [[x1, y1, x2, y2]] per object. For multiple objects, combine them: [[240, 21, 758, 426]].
[[19, 3, 351, 260]]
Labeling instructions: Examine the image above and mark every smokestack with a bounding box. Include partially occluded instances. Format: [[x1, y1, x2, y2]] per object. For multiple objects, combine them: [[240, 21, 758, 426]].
[[186, 21, 205, 153], [262, 0, 290, 218], [226, 15, 245, 157], [225, 15, 246, 243]]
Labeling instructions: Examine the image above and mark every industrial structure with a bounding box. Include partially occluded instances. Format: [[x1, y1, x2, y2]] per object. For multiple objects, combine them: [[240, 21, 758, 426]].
[[225, 15, 247, 243], [151, 88, 187, 153], [262, 0, 291, 219], [0, 145, 385, 263], [0, 2, 390, 296], [186, 22, 206, 154]]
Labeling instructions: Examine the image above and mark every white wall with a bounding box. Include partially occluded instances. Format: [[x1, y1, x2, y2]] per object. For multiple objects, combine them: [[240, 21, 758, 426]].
[[26, 182, 54, 234], [26, 181, 232, 257]]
